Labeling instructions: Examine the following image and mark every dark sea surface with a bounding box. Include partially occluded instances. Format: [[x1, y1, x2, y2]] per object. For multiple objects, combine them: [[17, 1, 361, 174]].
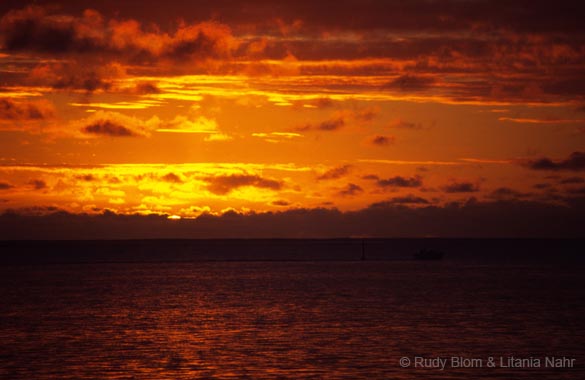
[[1, 239, 584, 379]]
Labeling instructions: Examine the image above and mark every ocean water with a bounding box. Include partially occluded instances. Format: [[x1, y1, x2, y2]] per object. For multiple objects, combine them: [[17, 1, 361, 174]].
[[0, 239, 584, 379]]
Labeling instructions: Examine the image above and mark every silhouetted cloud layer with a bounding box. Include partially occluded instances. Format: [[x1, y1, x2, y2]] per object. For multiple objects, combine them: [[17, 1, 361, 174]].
[[1, 198, 584, 239], [372, 194, 430, 205]]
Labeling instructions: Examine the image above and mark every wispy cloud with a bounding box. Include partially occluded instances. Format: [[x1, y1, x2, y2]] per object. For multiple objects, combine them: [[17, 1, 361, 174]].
[[296, 117, 345, 132], [358, 159, 460, 166], [317, 165, 351, 180], [499, 117, 585, 124]]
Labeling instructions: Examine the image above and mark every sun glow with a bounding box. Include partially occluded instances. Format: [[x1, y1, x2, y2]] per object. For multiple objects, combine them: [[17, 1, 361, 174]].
[[0, 1, 583, 237]]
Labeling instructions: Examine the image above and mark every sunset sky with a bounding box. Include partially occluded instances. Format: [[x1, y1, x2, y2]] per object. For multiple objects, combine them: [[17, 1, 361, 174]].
[[0, 0, 584, 238]]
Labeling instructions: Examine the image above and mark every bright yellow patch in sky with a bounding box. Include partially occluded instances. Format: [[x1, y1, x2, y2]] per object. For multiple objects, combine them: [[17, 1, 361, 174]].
[[0, 3, 583, 220]]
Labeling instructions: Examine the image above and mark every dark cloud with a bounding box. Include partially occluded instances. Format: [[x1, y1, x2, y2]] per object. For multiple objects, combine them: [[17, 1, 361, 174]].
[[2, 3, 584, 104], [542, 78, 585, 96], [311, 97, 334, 108], [134, 82, 161, 94], [388, 119, 424, 129], [523, 151, 585, 172], [487, 187, 531, 200], [0, 6, 237, 63], [25, 62, 118, 92], [280, 37, 488, 62], [317, 118, 345, 131], [0, 98, 55, 120], [0, 205, 60, 216], [350, 108, 378, 122], [559, 176, 584, 184], [369, 135, 395, 146], [295, 109, 376, 132], [52, 71, 112, 92], [339, 183, 363, 197], [373, 194, 430, 205], [28, 179, 46, 190], [2, 1, 581, 35], [205, 174, 282, 195], [383, 75, 435, 92], [0, 182, 14, 190], [565, 186, 585, 195], [533, 183, 551, 189], [296, 117, 345, 132], [317, 165, 351, 180], [0, 6, 94, 54], [165, 26, 235, 61], [272, 200, 290, 206], [362, 174, 379, 181], [161, 173, 182, 183], [75, 174, 97, 182], [377, 175, 422, 188], [82, 120, 140, 137], [78, 111, 153, 138], [442, 182, 480, 193]]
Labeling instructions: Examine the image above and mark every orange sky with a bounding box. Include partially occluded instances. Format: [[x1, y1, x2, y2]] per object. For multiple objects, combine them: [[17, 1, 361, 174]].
[[0, 1, 584, 237]]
